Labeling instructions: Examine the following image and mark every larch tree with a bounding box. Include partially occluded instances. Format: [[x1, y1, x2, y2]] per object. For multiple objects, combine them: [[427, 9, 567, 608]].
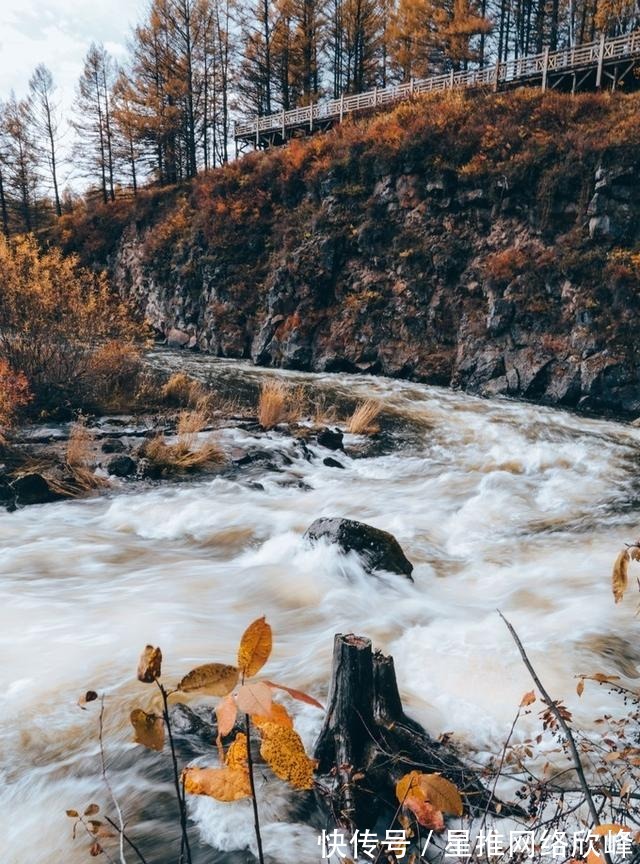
[[28, 64, 63, 217], [0, 95, 38, 232]]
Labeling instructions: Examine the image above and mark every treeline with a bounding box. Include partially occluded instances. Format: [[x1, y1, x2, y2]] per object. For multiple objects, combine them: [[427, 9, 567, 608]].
[[1, 0, 638, 234]]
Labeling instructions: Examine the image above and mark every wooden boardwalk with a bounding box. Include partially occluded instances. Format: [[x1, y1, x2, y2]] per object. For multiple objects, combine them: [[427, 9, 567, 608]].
[[235, 29, 640, 151]]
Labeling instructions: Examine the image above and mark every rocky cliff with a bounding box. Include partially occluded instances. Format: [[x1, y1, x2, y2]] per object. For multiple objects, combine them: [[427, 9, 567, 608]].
[[63, 89, 640, 416]]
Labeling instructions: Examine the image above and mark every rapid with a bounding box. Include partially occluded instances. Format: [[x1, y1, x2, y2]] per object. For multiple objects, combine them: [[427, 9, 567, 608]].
[[2, 354, 640, 863]]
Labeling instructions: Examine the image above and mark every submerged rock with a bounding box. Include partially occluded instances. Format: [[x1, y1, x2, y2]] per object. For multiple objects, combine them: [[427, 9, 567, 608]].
[[304, 517, 414, 579], [323, 456, 345, 469]]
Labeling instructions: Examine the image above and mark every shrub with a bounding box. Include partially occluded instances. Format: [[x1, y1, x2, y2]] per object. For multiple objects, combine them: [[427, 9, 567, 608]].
[[140, 402, 224, 474], [0, 359, 32, 433], [161, 372, 206, 407], [0, 234, 140, 417]]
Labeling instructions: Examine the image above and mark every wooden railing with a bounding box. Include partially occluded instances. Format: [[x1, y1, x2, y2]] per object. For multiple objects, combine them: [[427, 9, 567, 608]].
[[235, 29, 640, 142]]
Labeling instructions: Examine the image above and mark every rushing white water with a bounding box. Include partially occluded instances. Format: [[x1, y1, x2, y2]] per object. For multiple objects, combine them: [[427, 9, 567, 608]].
[[2, 356, 640, 864]]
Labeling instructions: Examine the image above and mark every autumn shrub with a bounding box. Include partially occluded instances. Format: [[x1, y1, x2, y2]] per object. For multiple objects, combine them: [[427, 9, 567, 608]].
[[140, 401, 224, 474], [161, 371, 207, 407], [0, 359, 32, 434], [0, 234, 140, 417]]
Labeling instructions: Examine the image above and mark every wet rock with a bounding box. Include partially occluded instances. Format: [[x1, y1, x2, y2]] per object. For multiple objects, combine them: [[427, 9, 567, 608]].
[[136, 458, 163, 480], [106, 455, 137, 477], [317, 428, 344, 451], [234, 449, 293, 470], [0, 478, 15, 507], [323, 457, 345, 469], [101, 438, 126, 454], [166, 327, 191, 348], [304, 517, 414, 579], [12, 474, 61, 506]]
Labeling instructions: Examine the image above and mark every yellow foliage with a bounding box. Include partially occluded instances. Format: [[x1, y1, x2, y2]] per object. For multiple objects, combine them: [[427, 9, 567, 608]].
[[130, 708, 165, 751], [396, 771, 463, 820], [258, 380, 287, 429], [182, 765, 251, 801], [225, 733, 249, 771], [177, 663, 239, 696]]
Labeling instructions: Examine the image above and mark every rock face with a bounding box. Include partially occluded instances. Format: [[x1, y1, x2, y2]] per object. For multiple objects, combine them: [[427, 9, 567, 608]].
[[95, 98, 640, 418], [304, 517, 414, 579]]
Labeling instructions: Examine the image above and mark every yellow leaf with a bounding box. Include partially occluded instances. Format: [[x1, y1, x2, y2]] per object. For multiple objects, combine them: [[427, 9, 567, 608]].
[[253, 702, 293, 729], [237, 617, 272, 678], [236, 681, 273, 717], [137, 645, 162, 683], [520, 690, 536, 707], [182, 766, 251, 801], [216, 694, 238, 737], [612, 550, 629, 603], [259, 722, 316, 790], [178, 663, 239, 696], [225, 733, 249, 771], [576, 680, 584, 697], [591, 673, 621, 683], [130, 708, 165, 751]]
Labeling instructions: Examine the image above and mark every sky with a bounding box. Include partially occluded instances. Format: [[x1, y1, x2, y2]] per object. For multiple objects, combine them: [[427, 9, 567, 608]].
[[0, 0, 147, 184]]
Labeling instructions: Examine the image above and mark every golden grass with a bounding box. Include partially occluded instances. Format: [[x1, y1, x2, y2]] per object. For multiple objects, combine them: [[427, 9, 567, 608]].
[[258, 380, 288, 429], [141, 402, 224, 473], [161, 372, 209, 408], [347, 400, 382, 435]]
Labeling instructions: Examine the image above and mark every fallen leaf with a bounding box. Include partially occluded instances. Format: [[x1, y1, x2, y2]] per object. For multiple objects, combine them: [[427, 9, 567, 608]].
[[235, 681, 273, 717], [182, 765, 251, 801], [396, 771, 463, 817], [259, 722, 316, 789], [405, 794, 445, 831], [130, 708, 165, 751], [264, 680, 324, 710], [237, 617, 272, 678], [137, 645, 162, 683], [177, 663, 239, 696]]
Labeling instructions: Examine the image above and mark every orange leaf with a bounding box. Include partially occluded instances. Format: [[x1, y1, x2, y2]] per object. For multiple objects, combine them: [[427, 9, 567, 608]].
[[612, 550, 629, 603], [130, 708, 165, 751], [182, 765, 251, 801], [225, 733, 249, 771], [137, 645, 162, 683], [592, 824, 629, 836], [235, 681, 273, 717], [216, 694, 238, 737], [576, 680, 585, 697], [520, 690, 536, 707], [258, 722, 316, 789], [405, 795, 445, 831], [237, 616, 272, 678], [178, 663, 238, 696], [253, 702, 293, 729], [264, 680, 324, 709]]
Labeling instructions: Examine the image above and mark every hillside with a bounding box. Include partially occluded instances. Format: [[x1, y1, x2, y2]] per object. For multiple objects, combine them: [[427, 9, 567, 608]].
[[55, 88, 640, 416]]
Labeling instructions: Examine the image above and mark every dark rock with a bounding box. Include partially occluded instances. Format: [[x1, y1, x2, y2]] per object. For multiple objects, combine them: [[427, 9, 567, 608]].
[[304, 517, 414, 579], [136, 458, 163, 480], [323, 457, 345, 469], [12, 474, 61, 506], [317, 428, 344, 451], [101, 438, 126, 454], [0, 479, 15, 506], [106, 455, 137, 477]]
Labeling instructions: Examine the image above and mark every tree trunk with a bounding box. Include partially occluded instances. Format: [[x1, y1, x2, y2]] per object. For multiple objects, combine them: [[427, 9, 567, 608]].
[[314, 634, 523, 834]]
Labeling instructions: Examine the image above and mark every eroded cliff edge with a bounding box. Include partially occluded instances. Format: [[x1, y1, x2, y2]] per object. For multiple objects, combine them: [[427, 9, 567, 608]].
[[58, 90, 640, 415]]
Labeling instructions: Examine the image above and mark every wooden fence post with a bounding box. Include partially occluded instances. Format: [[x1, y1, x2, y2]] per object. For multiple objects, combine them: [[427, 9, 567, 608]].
[[494, 61, 500, 91], [596, 33, 606, 89], [339, 92, 344, 123], [541, 46, 550, 91], [255, 117, 259, 149]]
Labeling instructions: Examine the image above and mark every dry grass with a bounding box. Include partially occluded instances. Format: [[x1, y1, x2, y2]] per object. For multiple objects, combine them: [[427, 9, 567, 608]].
[[258, 380, 288, 429], [161, 372, 207, 407], [347, 400, 382, 435], [313, 395, 339, 426], [63, 421, 107, 492], [141, 402, 224, 474]]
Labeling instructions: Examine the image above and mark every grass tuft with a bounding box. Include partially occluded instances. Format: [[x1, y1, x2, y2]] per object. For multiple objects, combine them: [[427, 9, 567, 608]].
[[347, 400, 382, 435]]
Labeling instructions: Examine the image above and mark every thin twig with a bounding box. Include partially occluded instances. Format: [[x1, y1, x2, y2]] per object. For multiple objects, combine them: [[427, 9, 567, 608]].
[[103, 816, 151, 864], [157, 682, 192, 864], [99, 696, 128, 864], [474, 705, 521, 845], [245, 713, 265, 864], [498, 611, 613, 864]]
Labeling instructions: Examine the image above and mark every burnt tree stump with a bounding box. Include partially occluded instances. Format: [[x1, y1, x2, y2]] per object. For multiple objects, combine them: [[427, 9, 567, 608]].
[[314, 633, 522, 832]]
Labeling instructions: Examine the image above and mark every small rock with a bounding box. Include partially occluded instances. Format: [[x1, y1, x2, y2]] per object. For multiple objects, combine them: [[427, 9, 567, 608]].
[[166, 327, 191, 348], [12, 474, 61, 506], [304, 517, 414, 579], [106, 455, 137, 477], [101, 438, 126, 454], [317, 428, 344, 451], [323, 457, 345, 469]]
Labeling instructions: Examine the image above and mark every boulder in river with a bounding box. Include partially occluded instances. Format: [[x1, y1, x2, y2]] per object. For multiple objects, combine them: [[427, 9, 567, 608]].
[[304, 517, 414, 580], [317, 428, 344, 451], [106, 455, 137, 478], [12, 473, 61, 506], [101, 438, 126, 454]]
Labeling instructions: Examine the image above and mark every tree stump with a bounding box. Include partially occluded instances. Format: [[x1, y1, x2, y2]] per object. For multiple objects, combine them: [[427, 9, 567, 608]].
[[314, 633, 522, 832]]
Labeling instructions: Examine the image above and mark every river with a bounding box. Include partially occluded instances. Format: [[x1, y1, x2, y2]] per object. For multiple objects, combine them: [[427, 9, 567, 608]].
[[2, 354, 639, 863]]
